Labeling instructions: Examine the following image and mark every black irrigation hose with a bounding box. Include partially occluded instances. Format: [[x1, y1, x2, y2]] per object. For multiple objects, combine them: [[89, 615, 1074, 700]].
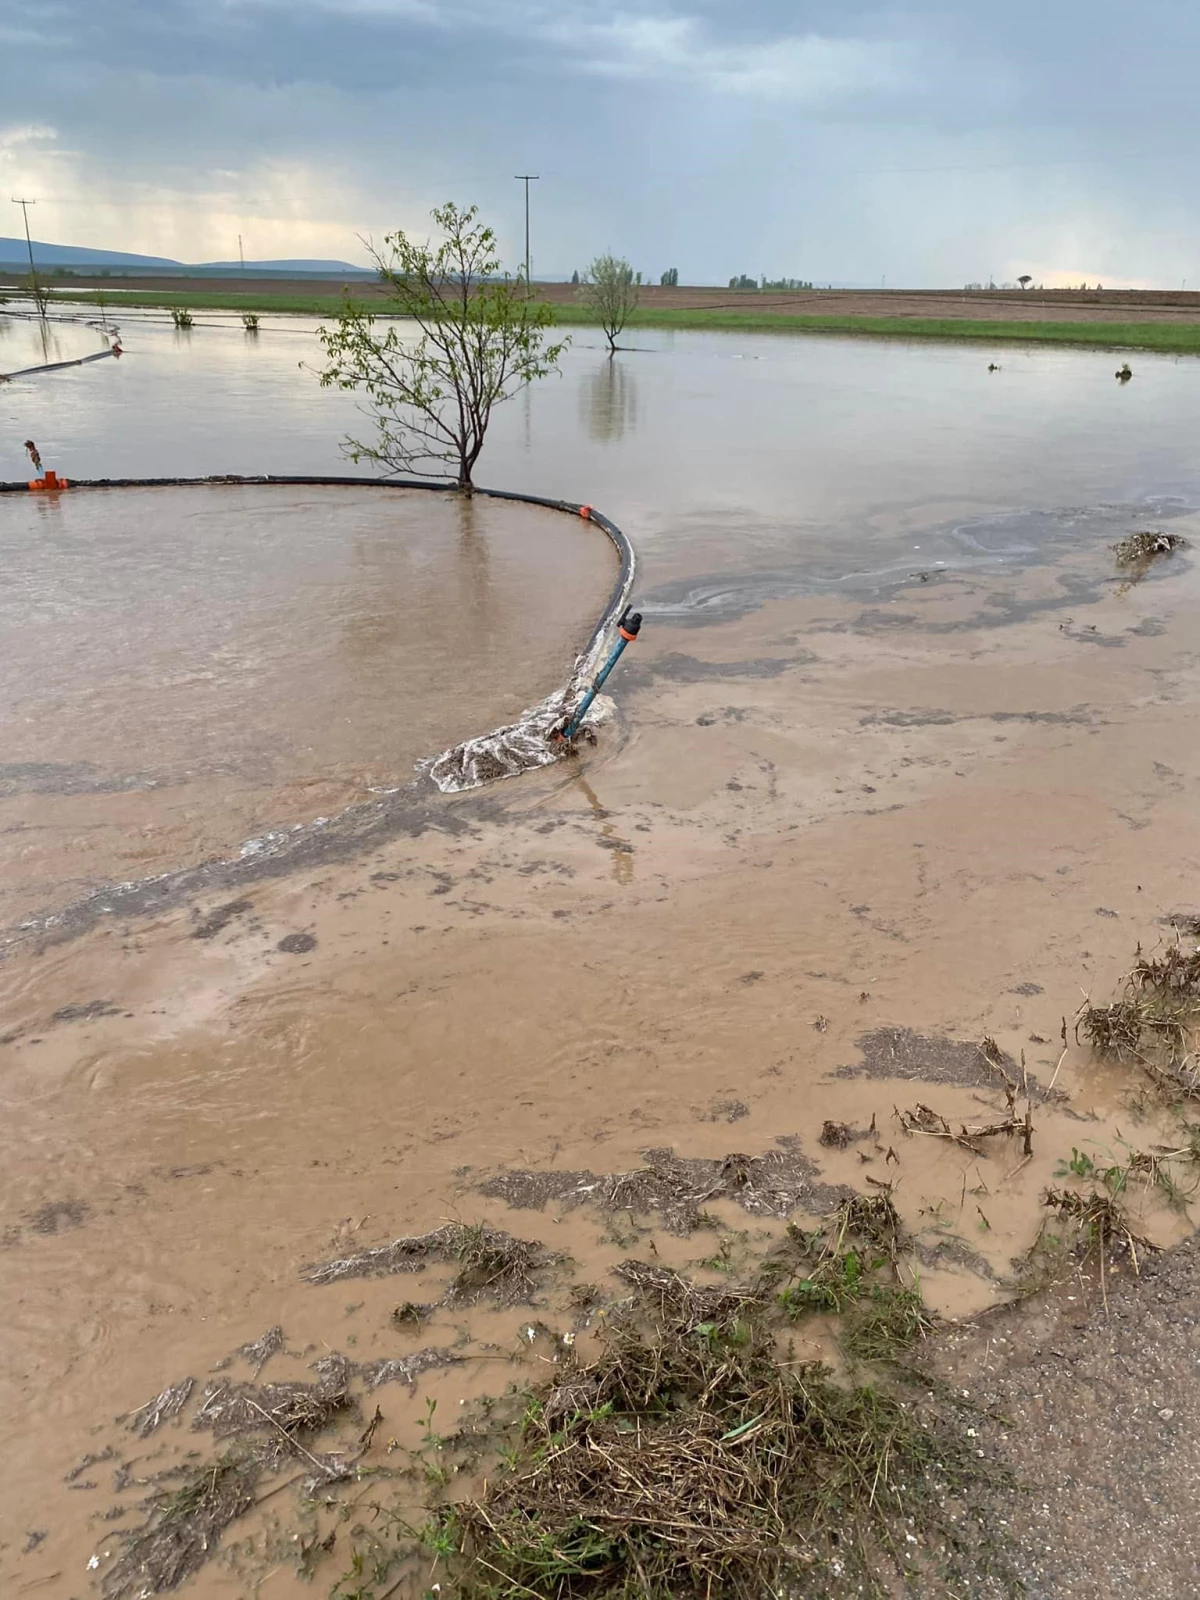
[[0, 474, 639, 948], [0, 347, 120, 380], [0, 470, 637, 682]]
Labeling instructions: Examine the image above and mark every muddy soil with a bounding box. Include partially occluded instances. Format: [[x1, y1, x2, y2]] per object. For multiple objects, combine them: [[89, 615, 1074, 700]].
[[3, 514, 1200, 1597]]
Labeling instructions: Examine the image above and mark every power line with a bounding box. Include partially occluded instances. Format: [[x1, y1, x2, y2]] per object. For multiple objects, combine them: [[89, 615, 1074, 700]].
[[514, 174, 538, 285]]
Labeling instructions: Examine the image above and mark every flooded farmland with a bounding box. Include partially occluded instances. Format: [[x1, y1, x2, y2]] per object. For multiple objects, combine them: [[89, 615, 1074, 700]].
[[3, 305, 1200, 1599]]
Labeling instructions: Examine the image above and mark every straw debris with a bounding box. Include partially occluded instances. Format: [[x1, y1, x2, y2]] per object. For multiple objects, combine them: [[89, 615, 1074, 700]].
[[359, 1347, 463, 1392], [124, 1377, 195, 1439], [897, 1101, 1033, 1157], [1040, 1186, 1157, 1271], [101, 1452, 260, 1600], [235, 1324, 284, 1374], [301, 1221, 555, 1305], [1076, 936, 1200, 1096], [478, 1142, 851, 1234], [193, 1373, 350, 1442], [1113, 529, 1187, 566], [613, 1258, 756, 1329]]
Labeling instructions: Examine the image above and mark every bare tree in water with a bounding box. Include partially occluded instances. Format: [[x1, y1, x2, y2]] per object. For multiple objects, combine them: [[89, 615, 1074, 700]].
[[317, 203, 567, 491]]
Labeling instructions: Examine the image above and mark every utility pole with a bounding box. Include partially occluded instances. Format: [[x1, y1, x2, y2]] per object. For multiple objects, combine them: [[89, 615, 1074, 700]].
[[11, 197, 41, 303], [514, 174, 539, 286], [238, 233, 245, 276]]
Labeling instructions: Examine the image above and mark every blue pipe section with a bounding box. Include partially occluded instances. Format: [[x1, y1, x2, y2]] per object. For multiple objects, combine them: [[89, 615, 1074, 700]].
[[559, 605, 642, 741]]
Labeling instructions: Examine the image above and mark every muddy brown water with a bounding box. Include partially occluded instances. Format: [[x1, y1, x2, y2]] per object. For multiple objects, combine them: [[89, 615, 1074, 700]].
[[0, 484, 614, 929], [5, 311, 1200, 1597]]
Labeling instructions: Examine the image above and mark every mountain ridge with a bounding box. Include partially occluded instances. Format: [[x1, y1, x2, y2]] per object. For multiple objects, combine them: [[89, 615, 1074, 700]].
[[0, 237, 370, 273]]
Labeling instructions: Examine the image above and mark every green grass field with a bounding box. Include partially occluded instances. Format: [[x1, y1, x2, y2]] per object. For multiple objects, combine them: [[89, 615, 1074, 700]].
[[33, 286, 1200, 353]]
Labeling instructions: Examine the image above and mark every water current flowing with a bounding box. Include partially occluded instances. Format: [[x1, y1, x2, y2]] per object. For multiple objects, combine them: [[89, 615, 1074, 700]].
[[6, 300, 1200, 1600]]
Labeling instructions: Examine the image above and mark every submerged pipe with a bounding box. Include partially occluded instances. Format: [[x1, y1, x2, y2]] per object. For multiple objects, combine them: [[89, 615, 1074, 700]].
[[556, 605, 642, 742], [0, 472, 639, 786]]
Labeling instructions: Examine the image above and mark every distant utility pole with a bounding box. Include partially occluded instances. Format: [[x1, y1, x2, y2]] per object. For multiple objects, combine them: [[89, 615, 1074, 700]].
[[238, 233, 245, 276], [514, 174, 539, 286], [11, 196, 40, 298]]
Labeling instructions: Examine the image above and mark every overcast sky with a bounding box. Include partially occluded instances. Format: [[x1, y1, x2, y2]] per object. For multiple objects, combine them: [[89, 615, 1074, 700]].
[[1, 0, 1195, 285]]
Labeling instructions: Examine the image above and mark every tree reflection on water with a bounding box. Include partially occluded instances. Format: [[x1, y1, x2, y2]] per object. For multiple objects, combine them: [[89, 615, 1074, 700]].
[[581, 355, 638, 443]]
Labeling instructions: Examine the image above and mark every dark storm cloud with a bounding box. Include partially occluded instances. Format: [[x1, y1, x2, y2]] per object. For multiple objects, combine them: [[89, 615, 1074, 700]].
[[1, 0, 1196, 282]]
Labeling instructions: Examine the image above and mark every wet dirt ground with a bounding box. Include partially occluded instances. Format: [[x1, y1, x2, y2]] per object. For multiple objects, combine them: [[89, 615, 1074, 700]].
[[3, 503, 1200, 1595]]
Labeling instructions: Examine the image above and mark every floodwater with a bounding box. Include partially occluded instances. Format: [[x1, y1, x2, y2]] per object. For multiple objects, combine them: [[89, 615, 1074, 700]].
[[3, 305, 1200, 925], [0, 309, 111, 376], [0, 484, 614, 925], [6, 303, 1200, 577], [5, 302, 1200, 1600]]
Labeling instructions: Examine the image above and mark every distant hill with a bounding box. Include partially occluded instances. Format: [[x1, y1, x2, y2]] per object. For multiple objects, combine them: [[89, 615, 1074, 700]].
[[194, 258, 368, 273], [0, 238, 178, 268], [0, 238, 371, 275]]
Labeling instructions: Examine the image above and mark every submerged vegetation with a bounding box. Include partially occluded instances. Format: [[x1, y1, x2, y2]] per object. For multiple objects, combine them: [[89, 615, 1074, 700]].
[[578, 254, 640, 351], [316, 201, 566, 490]]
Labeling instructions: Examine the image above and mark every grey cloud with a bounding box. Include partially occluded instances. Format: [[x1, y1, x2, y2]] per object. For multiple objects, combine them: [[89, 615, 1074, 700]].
[[2, 0, 1197, 284]]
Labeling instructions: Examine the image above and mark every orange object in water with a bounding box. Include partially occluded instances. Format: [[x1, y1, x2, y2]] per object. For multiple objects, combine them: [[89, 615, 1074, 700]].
[[29, 470, 68, 491]]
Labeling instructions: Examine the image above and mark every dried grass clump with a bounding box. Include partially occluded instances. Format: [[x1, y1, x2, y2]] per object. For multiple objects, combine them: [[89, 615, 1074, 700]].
[[1078, 998, 1146, 1060], [1077, 938, 1200, 1096], [1113, 530, 1187, 566], [193, 1375, 349, 1442], [828, 1189, 904, 1256], [101, 1453, 259, 1600], [124, 1377, 195, 1439], [1040, 1186, 1156, 1271], [1131, 945, 1200, 1002], [478, 1144, 850, 1235], [359, 1347, 462, 1393], [613, 1258, 755, 1331], [302, 1221, 554, 1306], [428, 1269, 996, 1600]]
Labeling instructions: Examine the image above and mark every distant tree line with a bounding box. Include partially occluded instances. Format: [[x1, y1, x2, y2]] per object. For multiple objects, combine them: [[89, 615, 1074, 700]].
[[727, 275, 815, 291], [964, 278, 1061, 292], [570, 266, 678, 287]]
